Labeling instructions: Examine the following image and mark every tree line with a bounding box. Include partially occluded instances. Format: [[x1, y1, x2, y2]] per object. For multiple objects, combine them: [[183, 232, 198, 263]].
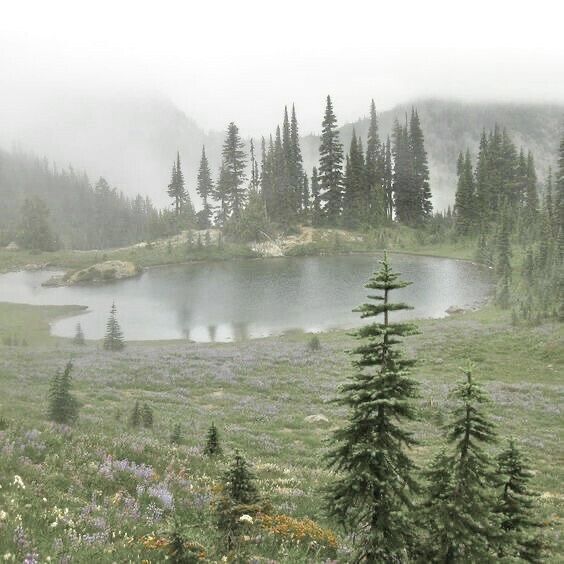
[[166, 96, 433, 240], [454, 127, 564, 319]]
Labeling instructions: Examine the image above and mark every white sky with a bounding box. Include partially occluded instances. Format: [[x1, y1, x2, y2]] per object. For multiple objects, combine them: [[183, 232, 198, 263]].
[[1, 0, 564, 134]]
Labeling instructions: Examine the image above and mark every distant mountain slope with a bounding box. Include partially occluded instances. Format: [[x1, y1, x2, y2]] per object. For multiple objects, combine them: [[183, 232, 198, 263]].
[[1, 95, 562, 212], [302, 99, 564, 210]]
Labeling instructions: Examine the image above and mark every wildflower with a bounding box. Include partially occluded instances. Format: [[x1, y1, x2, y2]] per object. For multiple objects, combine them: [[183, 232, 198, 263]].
[[13, 476, 25, 489], [3, 554, 13, 562], [239, 514, 253, 525], [0, 510, 7, 520]]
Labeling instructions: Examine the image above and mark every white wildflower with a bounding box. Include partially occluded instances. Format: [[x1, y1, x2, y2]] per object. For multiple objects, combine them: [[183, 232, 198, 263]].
[[12, 475, 25, 490], [239, 514, 253, 524]]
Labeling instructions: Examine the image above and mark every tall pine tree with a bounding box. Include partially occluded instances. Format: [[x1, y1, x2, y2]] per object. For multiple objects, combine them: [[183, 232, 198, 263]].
[[103, 302, 125, 351], [221, 122, 247, 221], [167, 152, 187, 215], [196, 146, 214, 228], [319, 95, 344, 225]]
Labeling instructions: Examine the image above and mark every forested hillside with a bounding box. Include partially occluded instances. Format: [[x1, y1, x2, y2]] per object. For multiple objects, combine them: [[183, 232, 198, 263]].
[[2, 95, 561, 211], [0, 149, 160, 249], [302, 99, 564, 209]]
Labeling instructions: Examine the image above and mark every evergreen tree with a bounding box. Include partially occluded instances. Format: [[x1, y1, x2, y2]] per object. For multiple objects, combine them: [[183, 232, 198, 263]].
[[474, 130, 491, 228], [221, 122, 247, 220], [422, 366, 498, 562], [365, 100, 385, 224], [495, 439, 544, 562], [214, 162, 231, 227], [167, 152, 187, 214], [103, 302, 125, 351], [203, 422, 222, 456], [301, 172, 310, 216], [495, 211, 512, 309], [142, 403, 153, 428], [525, 151, 539, 224], [454, 150, 476, 235], [383, 136, 393, 221], [129, 401, 141, 428], [290, 104, 305, 216], [319, 95, 344, 225], [310, 167, 322, 227], [392, 118, 417, 225], [342, 129, 366, 229], [170, 423, 182, 445], [409, 108, 433, 220], [73, 323, 85, 345], [224, 450, 258, 504], [17, 196, 59, 251], [196, 146, 214, 228], [325, 254, 419, 561], [48, 361, 79, 424], [249, 139, 260, 192]]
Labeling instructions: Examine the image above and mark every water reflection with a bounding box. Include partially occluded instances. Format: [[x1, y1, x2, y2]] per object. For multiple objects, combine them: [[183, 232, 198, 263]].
[[0, 254, 492, 342]]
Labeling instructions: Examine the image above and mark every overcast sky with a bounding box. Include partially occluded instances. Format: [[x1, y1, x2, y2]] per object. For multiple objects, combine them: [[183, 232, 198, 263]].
[[1, 0, 564, 135]]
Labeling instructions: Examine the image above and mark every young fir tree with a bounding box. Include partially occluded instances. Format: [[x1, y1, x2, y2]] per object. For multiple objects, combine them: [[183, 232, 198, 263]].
[[170, 423, 182, 445], [196, 146, 214, 228], [216, 450, 261, 550], [141, 403, 153, 428], [203, 422, 222, 456], [221, 122, 247, 221], [422, 366, 498, 562], [103, 302, 125, 351], [167, 152, 187, 214], [325, 254, 419, 562], [223, 450, 258, 505], [129, 400, 141, 428], [48, 361, 79, 424], [318, 95, 344, 225], [494, 439, 544, 562], [73, 322, 85, 345]]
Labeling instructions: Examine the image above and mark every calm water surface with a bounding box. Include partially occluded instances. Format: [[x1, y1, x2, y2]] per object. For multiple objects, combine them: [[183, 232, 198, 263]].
[[0, 254, 492, 342]]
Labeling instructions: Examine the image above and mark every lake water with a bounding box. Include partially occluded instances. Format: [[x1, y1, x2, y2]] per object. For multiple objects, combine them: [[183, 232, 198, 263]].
[[0, 254, 492, 342]]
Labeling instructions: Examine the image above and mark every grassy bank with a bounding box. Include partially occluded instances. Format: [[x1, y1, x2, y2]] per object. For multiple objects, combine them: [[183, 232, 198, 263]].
[[0, 299, 562, 561], [0, 225, 477, 275]]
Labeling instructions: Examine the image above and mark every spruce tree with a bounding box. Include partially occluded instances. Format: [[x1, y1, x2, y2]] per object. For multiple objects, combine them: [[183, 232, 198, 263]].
[[422, 366, 498, 562], [203, 422, 222, 456], [365, 100, 385, 224], [525, 151, 539, 225], [48, 361, 79, 424], [142, 403, 153, 428], [409, 108, 433, 220], [214, 162, 231, 227], [73, 322, 85, 345], [495, 211, 512, 309], [196, 146, 214, 228], [103, 302, 125, 351], [325, 254, 419, 561], [221, 122, 247, 220], [129, 400, 141, 428], [454, 150, 476, 235], [392, 118, 418, 225], [383, 136, 393, 221], [318, 95, 344, 225], [224, 450, 258, 504], [495, 439, 544, 562], [301, 172, 310, 216], [342, 129, 366, 229], [167, 152, 187, 215], [290, 104, 305, 217]]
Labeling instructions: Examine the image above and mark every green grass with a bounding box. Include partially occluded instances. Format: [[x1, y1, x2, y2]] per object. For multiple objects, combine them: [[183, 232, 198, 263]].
[[0, 298, 562, 561]]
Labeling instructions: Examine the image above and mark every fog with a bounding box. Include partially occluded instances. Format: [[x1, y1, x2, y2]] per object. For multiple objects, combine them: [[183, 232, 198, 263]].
[[1, 0, 563, 205]]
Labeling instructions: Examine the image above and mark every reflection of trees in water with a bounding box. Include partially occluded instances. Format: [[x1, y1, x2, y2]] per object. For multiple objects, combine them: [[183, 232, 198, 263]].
[[232, 322, 249, 342], [208, 325, 217, 342], [177, 303, 193, 339]]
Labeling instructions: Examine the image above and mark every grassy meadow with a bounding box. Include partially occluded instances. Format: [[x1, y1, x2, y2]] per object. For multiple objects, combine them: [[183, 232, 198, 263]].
[[0, 295, 562, 561]]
